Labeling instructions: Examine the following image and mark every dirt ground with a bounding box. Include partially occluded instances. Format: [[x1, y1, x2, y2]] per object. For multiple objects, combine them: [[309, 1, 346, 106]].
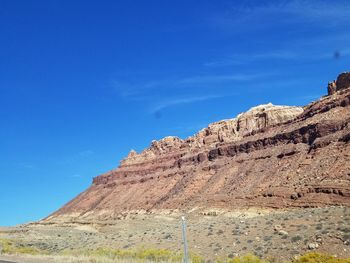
[[0, 206, 349, 261]]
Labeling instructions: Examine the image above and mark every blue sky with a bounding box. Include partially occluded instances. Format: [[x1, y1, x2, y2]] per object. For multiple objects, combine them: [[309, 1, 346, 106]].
[[0, 0, 349, 226]]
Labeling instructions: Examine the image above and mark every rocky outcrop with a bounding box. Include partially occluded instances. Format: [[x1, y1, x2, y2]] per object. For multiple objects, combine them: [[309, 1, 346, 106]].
[[121, 103, 303, 166], [236, 103, 303, 135], [328, 81, 337, 96], [120, 136, 184, 166], [45, 73, 350, 223], [328, 71, 350, 95]]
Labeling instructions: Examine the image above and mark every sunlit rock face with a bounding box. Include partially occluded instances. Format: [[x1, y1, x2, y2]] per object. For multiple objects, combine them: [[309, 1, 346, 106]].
[[121, 103, 304, 166], [120, 136, 184, 166], [328, 71, 350, 95], [336, 72, 350, 91], [235, 103, 304, 136], [45, 73, 350, 223]]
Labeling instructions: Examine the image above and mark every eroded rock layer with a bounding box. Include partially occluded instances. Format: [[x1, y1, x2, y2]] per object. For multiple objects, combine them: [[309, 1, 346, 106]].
[[47, 73, 350, 223]]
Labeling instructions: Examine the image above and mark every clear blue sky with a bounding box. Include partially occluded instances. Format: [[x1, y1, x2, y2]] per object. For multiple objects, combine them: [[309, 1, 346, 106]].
[[0, 0, 349, 226]]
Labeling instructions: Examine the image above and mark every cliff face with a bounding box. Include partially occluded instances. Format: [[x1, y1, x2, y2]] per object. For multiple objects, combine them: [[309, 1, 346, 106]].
[[46, 73, 350, 223], [120, 103, 304, 167], [328, 71, 350, 95]]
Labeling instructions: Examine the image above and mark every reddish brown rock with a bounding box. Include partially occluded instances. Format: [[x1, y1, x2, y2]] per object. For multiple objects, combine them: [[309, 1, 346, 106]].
[[336, 72, 350, 91], [45, 73, 350, 223], [328, 71, 350, 95], [328, 81, 337, 95]]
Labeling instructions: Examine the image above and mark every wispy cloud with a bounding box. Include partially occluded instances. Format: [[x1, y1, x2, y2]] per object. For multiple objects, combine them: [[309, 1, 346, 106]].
[[213, 0, 350, 29], [275, 0, 350, 24], [205, 46, 350, 68], [205, 51, 298, 67], [112, 72, 268, 100], [178, 73, 268, 84], [205, 0, 350, 67], [110, 69, 283, 116], [150, 94, 226, 114]]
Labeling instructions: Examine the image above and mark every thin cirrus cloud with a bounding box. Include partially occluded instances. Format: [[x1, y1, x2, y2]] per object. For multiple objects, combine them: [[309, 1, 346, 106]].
[[112, 72, 269, 100], [177, 73, 270, 84], [205, 44, 350, 68], [149, 94, 227, 114], [204, 51, 298, 67], [148, 74, 323, 114], [271, 0, 350, 23], [212, 0, 350, 28], [204, 0, 350, 68], [111, 72, 278, 115]]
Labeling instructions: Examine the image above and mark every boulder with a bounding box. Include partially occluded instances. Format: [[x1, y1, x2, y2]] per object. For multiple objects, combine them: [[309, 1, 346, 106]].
[[308, 243, 319, 250]]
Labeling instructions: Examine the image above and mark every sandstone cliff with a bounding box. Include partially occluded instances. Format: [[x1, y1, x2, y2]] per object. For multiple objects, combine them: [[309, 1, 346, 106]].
[[120, 103, 303, 167], [46, 72, 350, 223], [328, 71, 350, 95]]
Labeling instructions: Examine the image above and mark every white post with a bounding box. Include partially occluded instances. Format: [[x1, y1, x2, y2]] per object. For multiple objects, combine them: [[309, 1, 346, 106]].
[[181, 216, 189, 263]]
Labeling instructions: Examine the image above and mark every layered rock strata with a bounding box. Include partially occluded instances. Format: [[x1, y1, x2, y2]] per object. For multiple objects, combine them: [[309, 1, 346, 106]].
[[46, 73, 350, 223]]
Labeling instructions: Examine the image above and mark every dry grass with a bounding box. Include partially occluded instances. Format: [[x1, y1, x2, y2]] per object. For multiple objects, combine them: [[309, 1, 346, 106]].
[[292, 253, 350, 263], [0, 253, 176, 263], [0, 240, 203, 263], [0, 238, 44, 255], [1, 247, 350, 263]]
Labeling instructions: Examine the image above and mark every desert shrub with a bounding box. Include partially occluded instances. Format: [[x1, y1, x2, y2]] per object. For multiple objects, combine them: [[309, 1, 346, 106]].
[[226, 254, 269, 263], [225, 252, 350, 263], [291, 235, 303, 242], [0, 238, 42, 255], [343, 234, 350, 242], [64, 247, 204, 263], [135, 248, 178, 261], [315, 224, 323, 230], [292, 252, 350, 263], [340, 227, 350, 233], [217, 229, 224, 235], [263, 236, 272, 242]]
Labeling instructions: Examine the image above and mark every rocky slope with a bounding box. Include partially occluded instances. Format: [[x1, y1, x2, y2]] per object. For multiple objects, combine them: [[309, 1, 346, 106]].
[[46, 72, 350, 223]]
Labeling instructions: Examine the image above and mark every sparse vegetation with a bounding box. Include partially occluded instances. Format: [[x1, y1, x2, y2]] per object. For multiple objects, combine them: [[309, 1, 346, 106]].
[[1, 207, 349, 262], [89, 248, 185, 262], [0, 241, 204, 262], [2, 237, 350, 263], [0, 238, 43, 255], [292, 252, 350, 263], [291, 235, 303, 243], [226, 254, 269, 263]]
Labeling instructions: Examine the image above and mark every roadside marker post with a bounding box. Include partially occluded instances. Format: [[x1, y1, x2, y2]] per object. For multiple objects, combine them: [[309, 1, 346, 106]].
[[181, 216, 189, 263]]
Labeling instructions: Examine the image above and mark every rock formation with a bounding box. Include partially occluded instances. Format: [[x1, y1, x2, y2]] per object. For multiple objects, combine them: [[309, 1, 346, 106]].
[[46, 73, 350, 223], [328, 71, 350, 95], [121, 103, 303, 166]]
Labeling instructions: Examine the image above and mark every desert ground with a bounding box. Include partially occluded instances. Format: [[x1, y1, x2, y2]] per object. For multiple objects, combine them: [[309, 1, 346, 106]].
[[0, 206, 349, 262]]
